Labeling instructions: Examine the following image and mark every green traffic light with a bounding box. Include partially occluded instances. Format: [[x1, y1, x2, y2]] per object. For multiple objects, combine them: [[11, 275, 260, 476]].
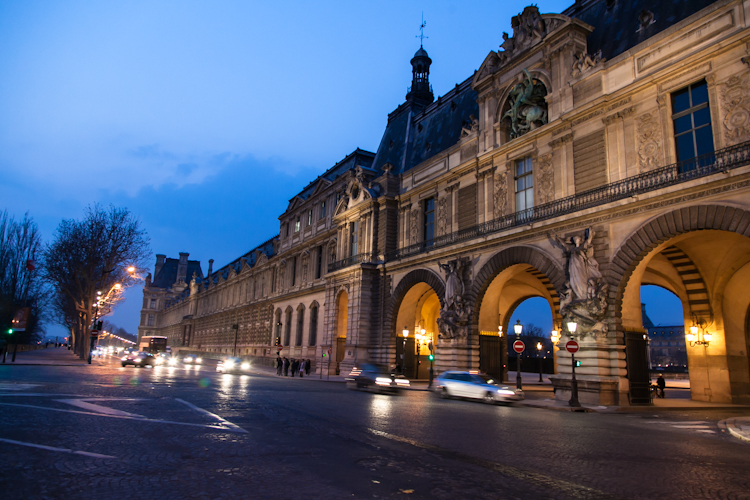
[[575, 360, 582, 367], [428, 354, 434, 360], [7, 329, 12, 334]]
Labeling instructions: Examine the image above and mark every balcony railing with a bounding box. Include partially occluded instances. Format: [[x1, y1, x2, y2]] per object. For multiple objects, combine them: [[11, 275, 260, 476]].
[[327, 253, 375, 273], [386, 141, 750, 261]]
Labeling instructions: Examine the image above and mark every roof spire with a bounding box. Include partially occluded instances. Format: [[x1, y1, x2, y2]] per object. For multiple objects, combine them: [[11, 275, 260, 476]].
[[416, 13, 428, 47]]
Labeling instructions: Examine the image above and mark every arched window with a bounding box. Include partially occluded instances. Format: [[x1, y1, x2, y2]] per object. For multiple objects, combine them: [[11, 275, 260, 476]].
[[284, 307, 292, 346], [309, 303, 318, 346], [296, 305, 305, 346]]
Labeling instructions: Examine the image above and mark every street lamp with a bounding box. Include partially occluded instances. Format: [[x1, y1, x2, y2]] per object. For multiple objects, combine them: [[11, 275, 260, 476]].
[[514, 320, 523, 390], [537, 341, 543, 382], [415, 328, 423, 379], [567, 320, 581, 407], [401, 327, 409, 375], [687, 319, 712, 346]]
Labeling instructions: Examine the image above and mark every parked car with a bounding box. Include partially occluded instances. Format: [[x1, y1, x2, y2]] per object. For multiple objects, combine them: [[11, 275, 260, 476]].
[[155, 352, 176, 366], [216, 357, 251, 374], [121, 352, 156, 368], [346, 364, 410, 394], [182, 354, 202, 365], [433, 371, 523, 404]]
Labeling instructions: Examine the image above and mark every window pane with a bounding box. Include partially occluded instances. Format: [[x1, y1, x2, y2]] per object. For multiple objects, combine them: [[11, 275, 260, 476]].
[[672, 87, 690, 113], [526, 189, 534, 208], [516, 177, 525, 192], [674, 114, 692, 134], [693, 106, 711, 127], [691, 82, 709, 105], [675, 133, 695, 162], [694, 126, 715, 157], [516, 192, 524, 211], [516, 163, 524, 176], [526, 173, 533, 188]]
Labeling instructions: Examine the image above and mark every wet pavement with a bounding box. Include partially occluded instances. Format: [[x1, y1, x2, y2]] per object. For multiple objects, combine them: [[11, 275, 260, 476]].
[[1, 349, 749, 499]]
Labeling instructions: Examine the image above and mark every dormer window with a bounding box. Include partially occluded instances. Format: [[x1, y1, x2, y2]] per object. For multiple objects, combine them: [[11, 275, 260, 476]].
[[307, 209, 312, 226], [295, 216, 301, 232], [320, 200, 326, 218]]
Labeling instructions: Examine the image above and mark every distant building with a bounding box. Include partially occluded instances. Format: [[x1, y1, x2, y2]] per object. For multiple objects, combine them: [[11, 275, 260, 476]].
[[642, 304, 687, 371], [140, 0, 750, 405]]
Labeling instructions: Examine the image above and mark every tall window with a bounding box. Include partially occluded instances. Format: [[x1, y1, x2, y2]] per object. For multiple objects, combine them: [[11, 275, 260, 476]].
[[320, 200, 326, 218], [285, 223, 289, 237], [309, 305, 318, 346], [150, 298, 156, 309], [672, 80, 714, 168], [315, 245, 323, 279], [295, 216, 301, 232], [147, 314, 154, 326], [284, 308, 292, 346], [307, 209, 312, 226], [424, 197, 435, 246], [296, 307, 304, 346], [350, 221, 359, 256], [515, 157, 534, 211], [291, 256, 297, 286]]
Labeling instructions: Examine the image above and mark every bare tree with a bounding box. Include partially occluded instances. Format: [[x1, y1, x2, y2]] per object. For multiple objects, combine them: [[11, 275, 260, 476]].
[[42, 205, 150, 360], [0, 210, 46, 345]]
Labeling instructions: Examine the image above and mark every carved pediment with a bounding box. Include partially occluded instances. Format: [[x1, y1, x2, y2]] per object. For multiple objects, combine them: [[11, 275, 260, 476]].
[[474, 51, 502, 85], [256, 252, 268, 266]]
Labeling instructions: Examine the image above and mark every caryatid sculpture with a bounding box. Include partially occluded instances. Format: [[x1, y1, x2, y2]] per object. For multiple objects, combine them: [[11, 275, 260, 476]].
[[551, 228, 609, 338], [437, 257, 471, 340]]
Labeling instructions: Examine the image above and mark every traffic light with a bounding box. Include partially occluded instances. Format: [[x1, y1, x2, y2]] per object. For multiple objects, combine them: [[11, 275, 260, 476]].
[[428, 354, 434, 361], [274, 336, 280, 347], [575, 360, 582, 367], [7, 329, 12, 335], [95, 321, 103, 331]]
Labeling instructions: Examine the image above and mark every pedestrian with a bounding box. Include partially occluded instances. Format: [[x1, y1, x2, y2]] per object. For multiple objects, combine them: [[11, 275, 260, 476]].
[[299, 360, 304, 378], [305, 358, 311, 376], [283, 357, 289, 376], [276, 355, 283, 375], [656, 373, 666, 398], [291, 358, 299, 377]]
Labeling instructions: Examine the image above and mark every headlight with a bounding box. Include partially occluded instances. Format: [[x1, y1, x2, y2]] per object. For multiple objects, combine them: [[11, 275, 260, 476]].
[[121, 356, 128, 361], [497, 389, 515, 395], [184, 358, 192, 363], [225, 362, 235, 369], [134, 358, 142, 363], [195, 358, 202, 364], [375, 377, 393, 386], [168, 358, 177, 365], [155, 357, 164, 364], [394, 378, 410, 386], [241, 363, 250, 370]]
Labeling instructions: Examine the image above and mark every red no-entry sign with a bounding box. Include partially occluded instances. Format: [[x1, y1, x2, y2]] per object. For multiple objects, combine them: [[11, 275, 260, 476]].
[[566, 340, 580, 353], [513, 340, 525, 353]]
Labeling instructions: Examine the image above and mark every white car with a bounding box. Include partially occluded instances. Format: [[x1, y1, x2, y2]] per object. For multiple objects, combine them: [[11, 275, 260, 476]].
[[183, 354, 202, 365], [216, 357, 251, 374], [433, 371, 523, 404]]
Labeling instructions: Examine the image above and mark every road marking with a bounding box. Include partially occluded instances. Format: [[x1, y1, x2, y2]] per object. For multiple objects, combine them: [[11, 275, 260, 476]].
[[0, 437, 116, 459], [0, 402, 248, 433], [55, 398, 145, 417], [0, 384, 40, 391], [367, 428, 621, 500], [174, 398, 247, 433]]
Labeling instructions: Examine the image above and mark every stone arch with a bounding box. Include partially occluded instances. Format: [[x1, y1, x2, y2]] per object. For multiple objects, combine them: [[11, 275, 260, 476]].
[[610, 205, 750, 318], [468, 245, 565, 330], [385, 269, 446, 339]]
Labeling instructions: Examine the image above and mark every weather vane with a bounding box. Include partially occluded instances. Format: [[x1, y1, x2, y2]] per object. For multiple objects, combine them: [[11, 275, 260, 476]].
[[416, 13, 428, 47]]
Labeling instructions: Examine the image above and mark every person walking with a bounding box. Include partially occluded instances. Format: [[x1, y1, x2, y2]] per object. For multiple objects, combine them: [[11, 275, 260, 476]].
[[299, 360, 304, 378], [305, 358, 311, 376], [291, 358, 299, 377], [276, 355, 283, 376], [283, 357, 289, 377], [656, 373, 666, 398]]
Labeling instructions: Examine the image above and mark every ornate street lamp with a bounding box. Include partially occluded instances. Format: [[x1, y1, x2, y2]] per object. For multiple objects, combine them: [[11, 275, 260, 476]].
[[567, 320, 581, 407], [537, 341, 544, 382], [514, 320, 523, 390], [401, 327, 409, 375]]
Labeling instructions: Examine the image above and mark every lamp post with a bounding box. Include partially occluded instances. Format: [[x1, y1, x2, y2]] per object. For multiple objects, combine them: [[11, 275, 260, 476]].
[[415, 329, 424, 379], [401, 327, 409, 375], [537, 341, 544, 382], [567, 321, 581, 408], [428, 339, 434, 388], [514, 320, 523, 390]]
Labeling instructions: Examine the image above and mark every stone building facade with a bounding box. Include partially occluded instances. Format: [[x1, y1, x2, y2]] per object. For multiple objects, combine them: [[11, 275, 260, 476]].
[[140, 0, 750, 405]]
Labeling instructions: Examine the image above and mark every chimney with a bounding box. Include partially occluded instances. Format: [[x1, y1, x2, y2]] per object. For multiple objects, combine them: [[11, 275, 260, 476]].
[[155, 254, 166, 278], [177, 252, 189, 283], [208, 259, 214, 276]]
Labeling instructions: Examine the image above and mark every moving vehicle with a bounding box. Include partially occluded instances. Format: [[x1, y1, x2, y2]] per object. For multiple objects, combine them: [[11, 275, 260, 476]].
[[345, 364, 410, 394], [121, 352, 156, 368], [139, 336, 168, 354], [433, 371, 523, 404], [182, 354, 202, 365], [216, 357, 251, 374]]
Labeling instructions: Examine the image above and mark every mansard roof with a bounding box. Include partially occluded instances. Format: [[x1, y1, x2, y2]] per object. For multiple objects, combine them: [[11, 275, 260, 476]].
[[564, 0, 719, 61], [371, 75, 478, 174], [207, 235, 278, 284], [152, 258, 203, 289]]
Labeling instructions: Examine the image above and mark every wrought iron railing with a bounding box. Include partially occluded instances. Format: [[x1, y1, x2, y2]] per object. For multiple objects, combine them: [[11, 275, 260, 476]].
[[327, 253, 375, 273], [386, 141, 750, 261]]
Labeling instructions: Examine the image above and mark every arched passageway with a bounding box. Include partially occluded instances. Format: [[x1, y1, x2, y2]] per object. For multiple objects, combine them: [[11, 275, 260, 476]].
[[334, 289, 348, 375], [614, 206, 750, 404]]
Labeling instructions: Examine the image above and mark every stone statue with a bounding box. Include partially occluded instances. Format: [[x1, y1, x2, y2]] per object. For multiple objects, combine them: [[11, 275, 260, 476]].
[[551, 229, 609, 339], [437, 257, 472, 340], [502, 69, 548, 139], [571, 50, 604, 78], [438, 260, 463, 309]]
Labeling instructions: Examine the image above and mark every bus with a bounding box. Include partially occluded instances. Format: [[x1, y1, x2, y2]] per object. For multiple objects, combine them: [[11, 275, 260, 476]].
[[139, 336, 168, 354]]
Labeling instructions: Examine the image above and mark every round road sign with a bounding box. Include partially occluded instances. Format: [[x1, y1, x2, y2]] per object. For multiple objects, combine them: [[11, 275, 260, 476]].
[[565, 340, 580, 353], [327, 347, 332, 355], [513, 340, 525, 353]]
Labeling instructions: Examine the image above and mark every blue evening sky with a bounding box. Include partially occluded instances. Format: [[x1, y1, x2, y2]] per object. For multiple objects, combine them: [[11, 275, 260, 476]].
[[0, 1, 683, 339]]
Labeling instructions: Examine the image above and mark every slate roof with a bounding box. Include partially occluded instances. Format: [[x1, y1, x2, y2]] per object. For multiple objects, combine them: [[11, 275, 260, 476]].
[[152, 258, 203, 289], [371, 74, 478, 174], [207, 235, 278, 283], [564, 0, 720, 61]]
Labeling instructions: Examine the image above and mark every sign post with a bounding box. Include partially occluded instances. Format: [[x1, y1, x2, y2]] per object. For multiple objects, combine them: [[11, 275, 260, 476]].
[[327, 346, 332, 380], [513, 340, 525, 390], [566, 340, 581, 407]]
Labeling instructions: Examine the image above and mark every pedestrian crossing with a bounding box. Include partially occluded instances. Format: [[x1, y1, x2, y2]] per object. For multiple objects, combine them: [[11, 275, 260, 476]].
[[639, 419, 717, 434]]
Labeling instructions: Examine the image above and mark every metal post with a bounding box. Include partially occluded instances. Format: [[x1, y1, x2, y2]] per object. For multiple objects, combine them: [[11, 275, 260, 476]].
[[569, 352, 581, 407], [516, 350, 522, 390], [11, 339, 18, 362], [428, 343, 434, 388], [401, 337, 406, 375], [538, 356, 543, 383], [415, 343, 420, 380]]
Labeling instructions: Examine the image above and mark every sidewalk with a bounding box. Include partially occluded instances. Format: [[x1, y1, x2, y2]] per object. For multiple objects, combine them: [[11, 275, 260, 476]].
[[0, 346, 88, 366], [719, 417, 750, 443]]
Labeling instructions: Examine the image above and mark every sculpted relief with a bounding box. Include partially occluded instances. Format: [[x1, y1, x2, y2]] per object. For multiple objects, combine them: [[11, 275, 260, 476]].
[[494, 170, 508, 218], [437, 257, 472, 340], [720, 74, 750, 146], [551, 228, 609, 339], [537, 153, 554, 204], [502, 69, 548, 139], [636, 111, 662, 172]]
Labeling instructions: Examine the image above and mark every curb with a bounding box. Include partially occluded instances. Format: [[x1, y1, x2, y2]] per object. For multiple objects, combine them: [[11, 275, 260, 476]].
[[719, 418, 750, 443]]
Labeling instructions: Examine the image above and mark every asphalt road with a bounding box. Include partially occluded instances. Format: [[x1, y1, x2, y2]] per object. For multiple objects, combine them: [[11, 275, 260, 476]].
[[1, 354, 749, 500]]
